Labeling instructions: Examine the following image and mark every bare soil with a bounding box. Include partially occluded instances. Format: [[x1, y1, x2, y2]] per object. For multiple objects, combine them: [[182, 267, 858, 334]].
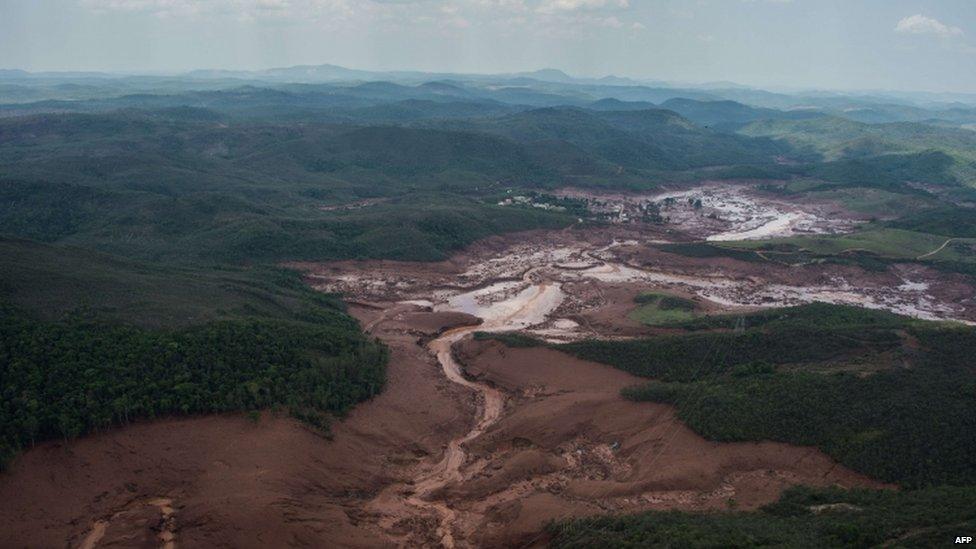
[[450, 339, 887, 547]]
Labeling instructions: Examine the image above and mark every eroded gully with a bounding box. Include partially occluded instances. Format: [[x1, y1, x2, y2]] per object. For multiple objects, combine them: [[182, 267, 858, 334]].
[[369, 269, 561, 548]]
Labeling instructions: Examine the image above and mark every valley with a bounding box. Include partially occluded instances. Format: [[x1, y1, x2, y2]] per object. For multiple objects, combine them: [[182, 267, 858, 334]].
[[1, 37, 976, 546]]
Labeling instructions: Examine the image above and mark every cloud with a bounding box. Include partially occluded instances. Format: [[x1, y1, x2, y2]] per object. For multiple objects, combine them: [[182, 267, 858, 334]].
[[536, 0, 628, 14], [77, 0, 643, 35], [78, 0, 357, 20], [895, 14, 963, 38], [474, 0, 527, 8]]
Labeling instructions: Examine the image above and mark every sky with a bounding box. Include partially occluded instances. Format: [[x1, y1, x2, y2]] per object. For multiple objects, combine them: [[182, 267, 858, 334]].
[[1, 0, 975, 92]]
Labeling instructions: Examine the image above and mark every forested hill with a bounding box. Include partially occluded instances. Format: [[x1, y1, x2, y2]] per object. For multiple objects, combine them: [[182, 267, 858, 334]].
[[3, 100, 969, 267], [0, 112, 576, 263], [0, 238, 387, 470]]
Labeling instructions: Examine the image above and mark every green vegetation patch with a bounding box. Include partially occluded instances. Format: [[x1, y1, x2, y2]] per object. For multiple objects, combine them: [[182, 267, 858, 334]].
[[0, 238, 391, 471], [741, 116, 976, 187], [724, 228, 957, 259], [661, 227, 976, 278], [675, 302, 910, 332], [472, 331, 544, 348], [628, 292, 699, 326], [0, 237, 354, 328], [548, 485, 976, 548], [888, 206, 976, 239], [0, 302, 388, 471], [801, 151, 958, 192], [557, 304, 905, 382], [0, 113, 580, 264], [657, 242, 766, 263]]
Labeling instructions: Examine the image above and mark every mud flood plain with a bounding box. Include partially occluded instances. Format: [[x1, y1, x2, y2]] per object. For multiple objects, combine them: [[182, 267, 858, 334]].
[[287, 211, 969, 545], [287, 188, 974, 545], [302, 225, 975, 342]]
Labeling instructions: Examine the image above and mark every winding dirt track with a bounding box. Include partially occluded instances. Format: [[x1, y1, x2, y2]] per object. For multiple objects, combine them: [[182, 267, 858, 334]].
[[408, 329, 505, 548], [916, 238, 957, 260], [371, 267, 560, 547]]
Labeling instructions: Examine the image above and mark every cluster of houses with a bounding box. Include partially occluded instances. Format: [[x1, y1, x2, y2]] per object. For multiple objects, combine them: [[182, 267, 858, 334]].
[[497, 190, 707, 225], [496, 195, 568, 212]]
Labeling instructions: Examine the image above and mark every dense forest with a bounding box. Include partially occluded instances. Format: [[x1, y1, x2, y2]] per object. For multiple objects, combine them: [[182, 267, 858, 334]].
[[558, 303, 906, 382], [0, 238, 391, 470], [549, 485, 976, 548], [555, 304, 976, 487], [0, 301, 387, 470]]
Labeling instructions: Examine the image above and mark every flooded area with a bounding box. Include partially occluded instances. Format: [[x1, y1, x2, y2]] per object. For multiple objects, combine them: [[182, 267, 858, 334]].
[[307, 184, 973, 335], [310, 232, 974, 340]]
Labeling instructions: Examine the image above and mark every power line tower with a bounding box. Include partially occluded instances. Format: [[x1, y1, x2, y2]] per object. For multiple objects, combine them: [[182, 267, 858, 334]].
[[734, 315, 746, 334]]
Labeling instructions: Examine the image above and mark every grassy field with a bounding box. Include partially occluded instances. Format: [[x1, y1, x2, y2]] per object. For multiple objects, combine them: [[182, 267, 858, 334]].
[[720, 228, 976, 263], [627, 292, 699, 326]]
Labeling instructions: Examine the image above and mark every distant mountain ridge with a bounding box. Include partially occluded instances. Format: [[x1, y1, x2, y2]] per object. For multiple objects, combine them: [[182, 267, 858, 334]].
[[3, 63, 976, 128]]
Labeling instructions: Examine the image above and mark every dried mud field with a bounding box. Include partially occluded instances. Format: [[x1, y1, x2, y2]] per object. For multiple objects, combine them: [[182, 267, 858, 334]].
[[2, 184, 973, 548], [556, 183, 867, 241]]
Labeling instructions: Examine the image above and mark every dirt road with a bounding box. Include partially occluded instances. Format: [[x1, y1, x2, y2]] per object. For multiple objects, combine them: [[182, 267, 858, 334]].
[[916, 237, 957, 260]]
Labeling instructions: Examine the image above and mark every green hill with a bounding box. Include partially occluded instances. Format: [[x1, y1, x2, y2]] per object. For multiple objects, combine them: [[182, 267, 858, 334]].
[[437, 106, 787, 172], [0, 237, 388, 470], [0, 113, 575, 263], [741, 117, 976, 187]]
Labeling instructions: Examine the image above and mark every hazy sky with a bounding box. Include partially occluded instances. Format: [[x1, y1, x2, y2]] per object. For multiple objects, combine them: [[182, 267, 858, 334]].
[[1, 0, 975, 92]]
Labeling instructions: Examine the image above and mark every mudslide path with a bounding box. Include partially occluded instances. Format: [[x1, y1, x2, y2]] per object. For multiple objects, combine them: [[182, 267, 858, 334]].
[[404, 328, 505, 548], [371, 272, 561, 547]]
